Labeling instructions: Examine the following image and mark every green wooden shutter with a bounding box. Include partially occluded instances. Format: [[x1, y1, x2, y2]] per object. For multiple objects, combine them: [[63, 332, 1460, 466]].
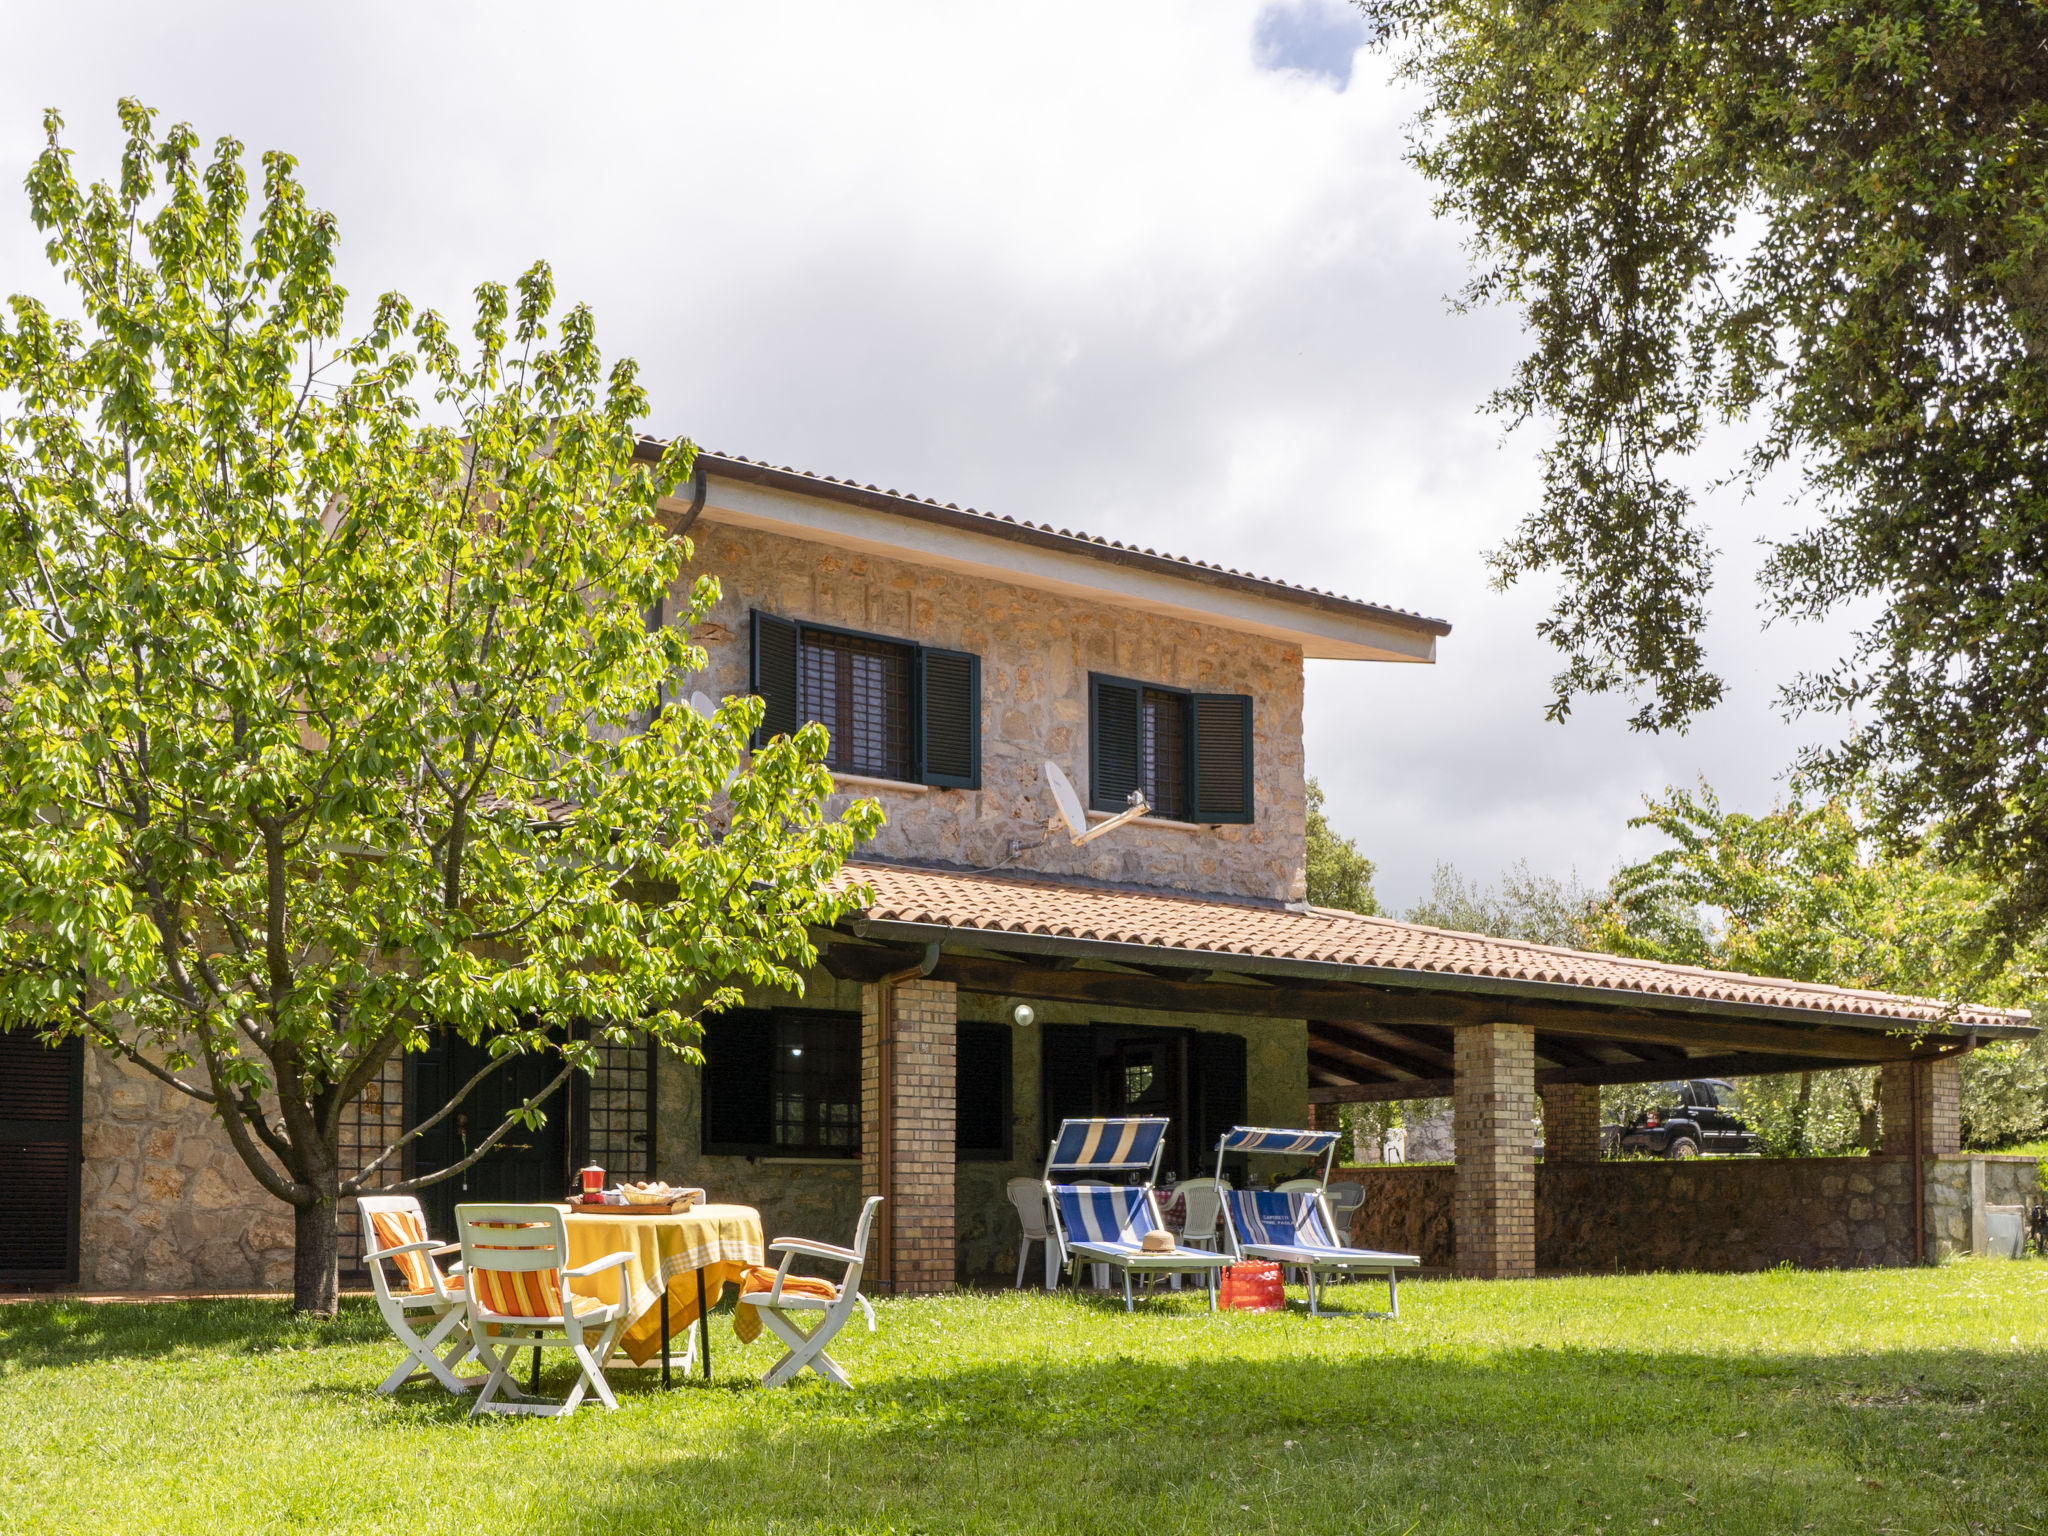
[[1088, 675, 1142, 812], [699, 1008, 777, 1156], [1190, 693, 1254, 824], [1038, 1023, 1097, 1159], [919, 647, 981, 788], [0, 1028, 81, 1286], [1193, 1030, 1249, 1181], [749, 611, 800, 747], [955, 1021, 1012, 1157]]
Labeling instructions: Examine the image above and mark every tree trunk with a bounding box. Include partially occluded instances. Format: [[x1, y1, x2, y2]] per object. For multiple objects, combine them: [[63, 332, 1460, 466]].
[[293, 1180, 340, 1316], [1791, 1071, 1814, 1157]]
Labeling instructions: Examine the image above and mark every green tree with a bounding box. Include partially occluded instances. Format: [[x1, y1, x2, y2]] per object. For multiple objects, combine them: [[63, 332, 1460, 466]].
[[1406, 860, 1596, 948], [0, 103, 880, 1313], [1305, 777, 1379, 914], [1361, 0, 2048, 942], [1592, 785, 2048, 1152]]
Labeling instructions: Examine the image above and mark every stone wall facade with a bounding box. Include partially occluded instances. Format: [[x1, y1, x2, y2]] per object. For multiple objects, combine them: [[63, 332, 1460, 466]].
[[674, 517, 1309, 901], [77, 1051, 292, 1291]]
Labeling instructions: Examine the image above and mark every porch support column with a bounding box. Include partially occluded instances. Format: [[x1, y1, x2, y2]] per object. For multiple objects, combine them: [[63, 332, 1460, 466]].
[[1538, 1082, 1602, 1164], [1454, 1022, 1536, 1279], [861, 978, 957, 1295], [1879, 1056, 1962, 1264], [1878, 1058, 1960, 1157]]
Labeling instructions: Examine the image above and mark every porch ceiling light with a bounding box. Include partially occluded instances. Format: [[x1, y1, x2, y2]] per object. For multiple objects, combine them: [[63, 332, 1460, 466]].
[[1012, 1004, 1036, 1028]]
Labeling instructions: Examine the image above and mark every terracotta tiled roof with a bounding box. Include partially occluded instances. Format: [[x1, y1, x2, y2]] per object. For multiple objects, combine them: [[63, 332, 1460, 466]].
[[632, 439, 1451, 639], [834, 860, 2031, 1035]]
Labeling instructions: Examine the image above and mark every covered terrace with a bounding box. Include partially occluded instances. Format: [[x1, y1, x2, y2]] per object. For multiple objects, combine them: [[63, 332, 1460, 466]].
[[818, 861, 2034, 1289]]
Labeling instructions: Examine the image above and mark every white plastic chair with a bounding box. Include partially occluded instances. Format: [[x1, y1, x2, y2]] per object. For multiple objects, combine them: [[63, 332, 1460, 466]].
[[1178, 1183, 1224, 1252], [741, 1195, 883, 1388], [357, 1194, 480, 1395], [1326, 1181, 1366, 1234], [1007, 1177, 1059, 1290], [455, 1203, 635, 1417]]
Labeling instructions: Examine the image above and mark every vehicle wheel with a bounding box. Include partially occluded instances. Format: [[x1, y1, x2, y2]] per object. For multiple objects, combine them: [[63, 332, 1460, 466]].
[[1666, 1138, 1699, 1160]]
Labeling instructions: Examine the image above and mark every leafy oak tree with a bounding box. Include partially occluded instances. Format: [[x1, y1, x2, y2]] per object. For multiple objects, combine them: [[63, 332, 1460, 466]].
[[0, 103, 880, 1313], [1362, 0, 2048, 943]]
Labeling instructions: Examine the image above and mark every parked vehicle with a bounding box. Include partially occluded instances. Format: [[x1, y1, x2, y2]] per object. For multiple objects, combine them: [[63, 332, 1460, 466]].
[[1616, 1079, 1757, 1159]]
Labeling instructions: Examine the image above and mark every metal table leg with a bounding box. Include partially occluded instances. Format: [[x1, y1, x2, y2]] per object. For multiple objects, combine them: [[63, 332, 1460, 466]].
[[661, 1289, 671, 1389], [697, 1267, 713, 1380], [529, 1343, 542, 1394]]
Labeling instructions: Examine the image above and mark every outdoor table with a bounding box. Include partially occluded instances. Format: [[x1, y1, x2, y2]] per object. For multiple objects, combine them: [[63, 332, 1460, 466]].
[[562, 1202, 765, 1387]]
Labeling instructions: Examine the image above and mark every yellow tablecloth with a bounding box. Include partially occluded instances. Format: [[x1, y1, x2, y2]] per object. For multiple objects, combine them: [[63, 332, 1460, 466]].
[[564, 1204, 765, 1365]]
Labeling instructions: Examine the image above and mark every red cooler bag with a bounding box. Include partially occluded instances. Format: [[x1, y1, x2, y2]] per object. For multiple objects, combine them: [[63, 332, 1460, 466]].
[[1219, 1261, 1285, 1312]]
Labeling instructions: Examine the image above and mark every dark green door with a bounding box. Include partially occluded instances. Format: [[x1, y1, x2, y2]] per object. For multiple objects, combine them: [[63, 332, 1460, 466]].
[[407, 1035, 569, 1239]]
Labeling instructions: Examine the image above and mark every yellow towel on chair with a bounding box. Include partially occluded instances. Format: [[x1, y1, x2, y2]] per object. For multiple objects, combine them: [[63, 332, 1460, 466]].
[[733, 1265, 841, 1344]]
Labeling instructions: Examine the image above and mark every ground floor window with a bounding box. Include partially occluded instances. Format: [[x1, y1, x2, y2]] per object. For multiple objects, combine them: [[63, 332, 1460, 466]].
[[700, 1007, 861, 1159]]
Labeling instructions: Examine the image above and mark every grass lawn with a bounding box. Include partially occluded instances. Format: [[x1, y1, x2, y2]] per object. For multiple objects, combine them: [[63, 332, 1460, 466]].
[[4, 1265, 2047, 1535]]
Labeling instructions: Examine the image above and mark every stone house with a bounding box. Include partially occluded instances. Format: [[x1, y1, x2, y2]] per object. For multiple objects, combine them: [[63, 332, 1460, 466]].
[[1, 448, 2034, 1294]]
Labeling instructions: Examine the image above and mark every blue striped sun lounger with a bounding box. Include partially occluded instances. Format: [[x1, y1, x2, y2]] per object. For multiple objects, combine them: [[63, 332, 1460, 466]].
[[1221, 1190, 1419, 1319], [1050, 1184, 1228, 1312], [1044, 1117, 1169, 1177]]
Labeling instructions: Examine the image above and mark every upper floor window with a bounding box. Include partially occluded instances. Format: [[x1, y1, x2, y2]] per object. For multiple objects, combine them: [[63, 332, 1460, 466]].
[[750, 611, 980, 788], [1088, 673, 1253, 824]]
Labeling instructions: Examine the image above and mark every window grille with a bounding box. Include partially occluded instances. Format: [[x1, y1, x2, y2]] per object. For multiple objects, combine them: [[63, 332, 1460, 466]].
[[800, 629, 914, 781], [336, 1052, 407, 1279], [579, 1032, 654, 1182]]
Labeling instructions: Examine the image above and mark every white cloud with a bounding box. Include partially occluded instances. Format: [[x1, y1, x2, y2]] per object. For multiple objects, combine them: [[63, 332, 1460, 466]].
[[0, 0, 1854, 909]]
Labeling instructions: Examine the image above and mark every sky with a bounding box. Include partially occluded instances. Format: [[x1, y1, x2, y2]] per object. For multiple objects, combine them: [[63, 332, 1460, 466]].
[[0, 0, 1859, 913]]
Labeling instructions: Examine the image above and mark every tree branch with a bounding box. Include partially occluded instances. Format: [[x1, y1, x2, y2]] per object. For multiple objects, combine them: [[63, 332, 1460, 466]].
[[362, 1058, 576, 1196]]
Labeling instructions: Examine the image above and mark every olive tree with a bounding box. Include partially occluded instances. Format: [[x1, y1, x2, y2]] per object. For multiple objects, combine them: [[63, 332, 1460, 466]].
[[0, 102, 879, 1312]]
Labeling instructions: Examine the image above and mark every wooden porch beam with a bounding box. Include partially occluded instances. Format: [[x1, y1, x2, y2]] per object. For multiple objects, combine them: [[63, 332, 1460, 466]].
[[820, 943, 1932, 1063]]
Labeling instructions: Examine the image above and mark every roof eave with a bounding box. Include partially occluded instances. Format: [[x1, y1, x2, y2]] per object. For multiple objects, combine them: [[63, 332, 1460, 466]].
[[633, 442, 1451, 646], [842, 915, 2030, 1040]]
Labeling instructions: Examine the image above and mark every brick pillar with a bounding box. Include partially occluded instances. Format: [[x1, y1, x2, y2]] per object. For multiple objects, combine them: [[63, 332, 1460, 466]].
[[1539, 1082, 1601, 1164], [1454, 1022, 1536, 1278], [1878, 1059, 1961, 1156], [862, 978, 957, 1295]]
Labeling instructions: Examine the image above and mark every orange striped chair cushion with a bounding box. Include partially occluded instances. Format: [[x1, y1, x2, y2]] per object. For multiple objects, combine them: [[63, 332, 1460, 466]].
[[467, 1265, 605, 1319], [367, 1209, 438, 1295]]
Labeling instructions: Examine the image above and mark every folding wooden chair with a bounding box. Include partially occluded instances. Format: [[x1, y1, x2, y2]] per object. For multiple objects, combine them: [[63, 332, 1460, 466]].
[[738, 1196, 882, 1388], [454, 1203, 636, 1417], [357, 1194, 481, 1395]]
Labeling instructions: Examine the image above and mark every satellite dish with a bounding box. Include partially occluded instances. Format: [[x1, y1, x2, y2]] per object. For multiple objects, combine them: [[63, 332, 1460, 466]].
[[1044, 761, 1088, 840], [1043, 761, 1149, 846], [690, 691, 717, 721]]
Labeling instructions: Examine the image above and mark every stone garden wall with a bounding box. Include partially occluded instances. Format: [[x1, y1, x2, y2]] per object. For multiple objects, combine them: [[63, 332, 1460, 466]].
[[1332, 1155, 2041, 1274], [1925, 1154, 2045, 1260]]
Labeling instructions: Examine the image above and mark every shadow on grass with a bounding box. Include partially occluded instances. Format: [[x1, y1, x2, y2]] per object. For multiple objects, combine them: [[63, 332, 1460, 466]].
[[0, 1296, 385, 1368], [535, 1341, 2048, 1535]]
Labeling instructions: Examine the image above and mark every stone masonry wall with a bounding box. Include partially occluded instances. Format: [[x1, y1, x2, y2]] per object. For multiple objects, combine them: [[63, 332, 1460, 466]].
[[1340, 1157, 1931, 1273], [674, 518, 1310, 902], [1925, 1154, 2044, 1261], [78, 1050, 293, 1291], [1341, 1164, 1455, 1267]]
